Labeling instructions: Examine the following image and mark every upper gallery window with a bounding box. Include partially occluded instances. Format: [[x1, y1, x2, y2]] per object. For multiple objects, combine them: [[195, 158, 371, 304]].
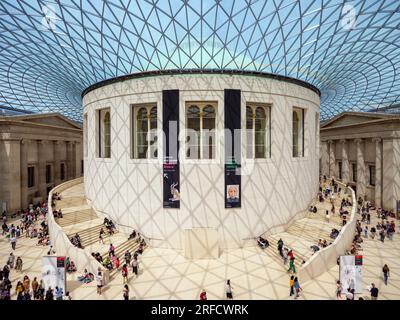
[[292, 107, 304, 157], [132, 105, 157, 159], [185, 102, 216, 160], [246, 104, 271, 159], [97, 108, 111, 158]]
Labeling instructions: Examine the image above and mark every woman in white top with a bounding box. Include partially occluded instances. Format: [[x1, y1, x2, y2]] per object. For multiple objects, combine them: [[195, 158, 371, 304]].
[[96, 269, 103, 295], [225, 280, 233, 300]]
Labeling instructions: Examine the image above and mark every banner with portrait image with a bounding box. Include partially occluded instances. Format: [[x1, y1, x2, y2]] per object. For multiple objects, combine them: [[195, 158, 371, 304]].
[[224, 89, 241, 208]]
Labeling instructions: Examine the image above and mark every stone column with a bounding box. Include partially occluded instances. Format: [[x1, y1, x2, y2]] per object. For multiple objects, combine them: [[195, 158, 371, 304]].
[[328, 140, 336, 178], [37, 140, 47, 202], [53, 141, 62, 186], [66, 141, 73, 180], [320, 141, 329, 177], [72, 141, 77, 178], [20, 139, 29, 209], [382, 138, 400, 212], [355, 138, 367, 200], [1, 139, 21, 212], [340, 139, 350, 184], [373, 138, 382, 208]]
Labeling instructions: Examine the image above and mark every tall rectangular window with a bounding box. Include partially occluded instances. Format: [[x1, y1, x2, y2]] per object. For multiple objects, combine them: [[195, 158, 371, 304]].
[[45, 164, 52, 183], [97, 108, 111, 158], [28, 166, 35, 188], [60, 163, 65, 181], [246, 104, 271, 159], [131, 104, 158, 159], [369, 165, 376, 186], [338, 161, 342, 180], [352, 163, 357, 182], [185, 102, 216, 159], [292, 107, 304, 157], [81, 160, 84, 174]]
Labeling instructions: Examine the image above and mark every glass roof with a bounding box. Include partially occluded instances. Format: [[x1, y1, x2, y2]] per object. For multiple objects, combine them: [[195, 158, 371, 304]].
[[0, 0, 399, 121]]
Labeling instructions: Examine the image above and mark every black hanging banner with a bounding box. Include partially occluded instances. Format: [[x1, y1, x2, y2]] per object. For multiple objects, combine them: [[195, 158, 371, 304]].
[[163, 90, 180, 209], [224, 89, 241, 208]]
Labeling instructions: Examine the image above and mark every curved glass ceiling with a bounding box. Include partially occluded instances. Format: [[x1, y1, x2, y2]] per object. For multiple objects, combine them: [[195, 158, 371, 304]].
[[0, 0, 399, 121]]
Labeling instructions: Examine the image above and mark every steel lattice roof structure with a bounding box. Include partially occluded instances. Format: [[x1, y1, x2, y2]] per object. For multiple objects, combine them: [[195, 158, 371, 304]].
[[0, 0, 399, 121]]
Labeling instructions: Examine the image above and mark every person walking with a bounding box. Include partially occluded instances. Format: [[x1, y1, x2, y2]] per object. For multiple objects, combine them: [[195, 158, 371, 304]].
[[99, 228, 104, 244], [6, 253, 15, 269], [10, 234, 17, 250], [122, 264, 128, 284], [282, 248, 288, 265], [96, 268, 103, 295], [225, 280, 233, 300], [289, 276, 295, 297], [31, 277, 39, 298], [45, 287, 54, 300], [277, 239, 284, 257], [131, 256, 138, 276], [287, 257, 296, 274], [370, 283, 379, 300], [200, 289, 207, 300], [55, 286, 63, 300], [364, 226, 368, 238], [382, 264, 390, 285], [123, 285, 129, 300], [379, 229, 385, 242], [336, 280, 342, 299], [293, 277, 302, 299]]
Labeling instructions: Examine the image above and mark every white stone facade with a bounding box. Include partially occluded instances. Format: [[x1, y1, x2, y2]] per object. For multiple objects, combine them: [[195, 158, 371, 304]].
[[83, 73, 320, 250]]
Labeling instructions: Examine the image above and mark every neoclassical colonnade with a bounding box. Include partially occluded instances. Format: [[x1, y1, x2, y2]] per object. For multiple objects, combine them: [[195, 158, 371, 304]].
[[320, 138, 383, 207], [19, 139, 79, 209]]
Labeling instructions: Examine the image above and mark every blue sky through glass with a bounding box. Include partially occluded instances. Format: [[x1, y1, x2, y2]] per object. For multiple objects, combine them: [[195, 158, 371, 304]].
[[0, 0, 399, 121]]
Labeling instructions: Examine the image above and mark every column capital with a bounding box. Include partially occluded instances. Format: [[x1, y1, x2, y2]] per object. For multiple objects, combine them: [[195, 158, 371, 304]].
[[354, 138, 363, 144], [53, 140, 63, 145], [372, 137, 381, 143], [327, 139, 335, 144], [339, 139, 347, 144], [21, 138, 30, 145], [37, 139, 50, 145]]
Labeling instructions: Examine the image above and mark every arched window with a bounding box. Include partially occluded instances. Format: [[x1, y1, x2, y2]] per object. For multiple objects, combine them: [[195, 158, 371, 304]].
[[246, 104, 270, 159], [133, 105, 157, 159], [103, 112, 111, 158], [292, 107, 304, 157], [186, 103, 216, 159]]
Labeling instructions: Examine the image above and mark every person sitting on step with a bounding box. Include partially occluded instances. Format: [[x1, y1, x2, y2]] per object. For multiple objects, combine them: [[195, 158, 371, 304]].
[[257, 236, 269, 249]]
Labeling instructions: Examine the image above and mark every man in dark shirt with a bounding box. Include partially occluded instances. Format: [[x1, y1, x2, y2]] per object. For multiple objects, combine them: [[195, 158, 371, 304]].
[[370, 283, 379, 300]]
